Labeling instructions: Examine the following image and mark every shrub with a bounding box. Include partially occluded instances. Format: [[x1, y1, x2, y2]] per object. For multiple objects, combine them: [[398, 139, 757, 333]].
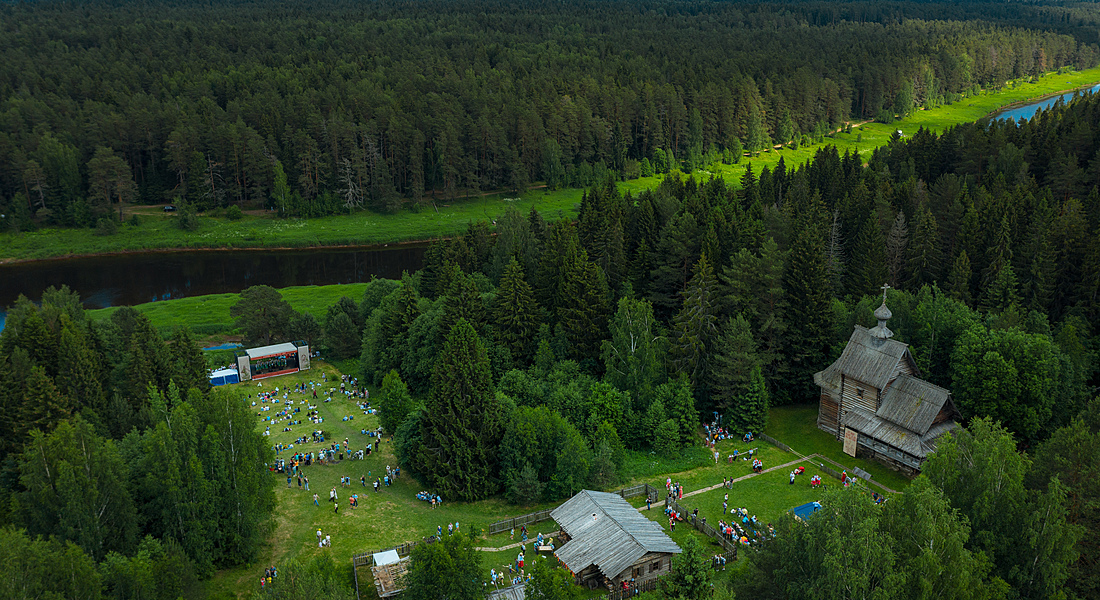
[[94, 217, 118, 236], [226, 205, 243, 220]]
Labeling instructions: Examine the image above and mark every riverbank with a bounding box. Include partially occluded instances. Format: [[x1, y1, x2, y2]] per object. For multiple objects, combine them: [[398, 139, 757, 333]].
[[4, 66, 1100, 264]]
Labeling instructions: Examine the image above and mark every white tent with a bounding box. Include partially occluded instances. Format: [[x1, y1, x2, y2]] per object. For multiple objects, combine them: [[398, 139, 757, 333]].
[[373, 549, 401, 567]]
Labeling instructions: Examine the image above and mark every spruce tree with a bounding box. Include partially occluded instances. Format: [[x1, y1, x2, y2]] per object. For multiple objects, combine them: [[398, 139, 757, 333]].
[[493, 257, 540, 363], [670, 254, 719, 404], [947, 250, 974, 305], [709, 314, 761, 416], [417, 319, 503, 501], [783, 205, 833, 402], [848, 214, 888, 299], [906, 205, 941, 288], [730, 366, 769, 434]]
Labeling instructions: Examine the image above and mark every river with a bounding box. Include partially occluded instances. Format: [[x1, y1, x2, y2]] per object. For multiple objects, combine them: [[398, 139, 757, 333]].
[[0, 245, 426, 331], [993, 82, 1100, 122]]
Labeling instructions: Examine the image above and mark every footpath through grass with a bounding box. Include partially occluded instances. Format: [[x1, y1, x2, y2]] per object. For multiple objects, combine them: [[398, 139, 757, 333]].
[[4, 68, 1100, 264]]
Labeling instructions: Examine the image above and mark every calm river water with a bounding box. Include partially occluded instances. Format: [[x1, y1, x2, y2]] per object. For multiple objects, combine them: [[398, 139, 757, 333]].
[[994, 82, 1100, 122], [0, 245, 426, 330]]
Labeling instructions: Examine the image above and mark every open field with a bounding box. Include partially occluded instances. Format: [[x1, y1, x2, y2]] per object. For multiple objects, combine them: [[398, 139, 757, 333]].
[[205, 358, 909, 598], [4, 67, 1100, 264], [85, 283, 371, 338]]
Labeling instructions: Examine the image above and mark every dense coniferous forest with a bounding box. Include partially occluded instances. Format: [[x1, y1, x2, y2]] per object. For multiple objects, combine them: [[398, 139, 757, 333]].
[[1, 0, 1098, 226]]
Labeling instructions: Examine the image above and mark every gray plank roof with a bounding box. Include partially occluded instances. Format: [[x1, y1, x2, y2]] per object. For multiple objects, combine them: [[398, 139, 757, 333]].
[[842, 407, 958, 459], [876, 374, 952, 436], [551, 490, 681, 579], [487, 583, 526, 600], [814, 326, 914, 392]]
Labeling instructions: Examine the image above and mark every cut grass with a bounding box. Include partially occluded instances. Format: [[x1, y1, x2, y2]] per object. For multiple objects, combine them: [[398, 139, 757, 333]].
[[4, 68, 1100, 264]]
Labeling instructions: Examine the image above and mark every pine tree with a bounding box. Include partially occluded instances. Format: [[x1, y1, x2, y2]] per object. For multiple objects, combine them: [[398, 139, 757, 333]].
[[56, 320, 103, 415], [670, 254, 719, 403], [982, 263, 1021, 313], [493, 258, 540, 363], [19, 365, 71, 438], [947, 250, 974, 305], [417, 319, 503, 501], [439, 271, 485, 341]]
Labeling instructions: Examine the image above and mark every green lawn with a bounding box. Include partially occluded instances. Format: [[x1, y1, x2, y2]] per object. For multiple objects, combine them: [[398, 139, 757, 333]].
[[764, 405, 912, 492], [85, 282, 370, 338], [5, 67, 1100, 264]]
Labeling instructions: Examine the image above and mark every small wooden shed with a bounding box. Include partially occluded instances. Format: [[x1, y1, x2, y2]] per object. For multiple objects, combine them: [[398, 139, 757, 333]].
[[550, 490, 681, 589], [814, 291, 959, 474]]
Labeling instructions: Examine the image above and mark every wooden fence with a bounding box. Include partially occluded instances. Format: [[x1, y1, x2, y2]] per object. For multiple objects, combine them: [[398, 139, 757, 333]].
[[757, 432, 793, 453], [666, 498, 739, 556], [593, 577, 659, 600], [487, 484, 660, 535]]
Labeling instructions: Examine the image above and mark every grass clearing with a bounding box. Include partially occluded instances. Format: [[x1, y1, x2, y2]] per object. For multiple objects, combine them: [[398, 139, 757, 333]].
[[202, 359, 906, 598], [4, 68, 1100, 264], [85, 282, 370, 339]]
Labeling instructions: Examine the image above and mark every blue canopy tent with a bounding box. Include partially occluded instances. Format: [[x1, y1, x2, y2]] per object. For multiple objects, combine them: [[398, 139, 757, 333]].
[[790, 501, 822, 523], [209, 367, 240, 386]]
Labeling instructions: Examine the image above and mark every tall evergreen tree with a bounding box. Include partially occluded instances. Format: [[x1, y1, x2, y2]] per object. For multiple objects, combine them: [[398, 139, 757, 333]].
[[946, 250, 974, 306], [417, 319, 504, 500], [906, 205, 941, 288], [493, 258, 540, 363], [848, 215, 888, 299], [709, 314, 762, 417], [669, 254, 720, 406], [783, 204, 833, 402]]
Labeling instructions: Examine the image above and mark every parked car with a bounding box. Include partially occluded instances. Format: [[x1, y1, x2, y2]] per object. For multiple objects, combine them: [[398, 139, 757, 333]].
[[163, 205, 176, 212]]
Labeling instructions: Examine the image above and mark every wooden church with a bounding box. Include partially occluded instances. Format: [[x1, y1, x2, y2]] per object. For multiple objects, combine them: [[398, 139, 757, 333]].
[[814, 287, 959, 474]]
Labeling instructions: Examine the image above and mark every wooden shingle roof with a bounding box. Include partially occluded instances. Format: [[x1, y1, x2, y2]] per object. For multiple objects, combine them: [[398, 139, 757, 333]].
[[814, 326, 914, 392], [551, 490, 680, 579], [876, 374, 953, 436]]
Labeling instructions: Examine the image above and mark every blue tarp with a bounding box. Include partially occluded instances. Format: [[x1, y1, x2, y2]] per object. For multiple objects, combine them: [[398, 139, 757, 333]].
[[791, 501, 822, 522]]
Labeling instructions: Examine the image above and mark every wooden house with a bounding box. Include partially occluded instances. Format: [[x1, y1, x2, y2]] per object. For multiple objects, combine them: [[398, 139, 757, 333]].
[[813, 291, 959, 474], [550, 490, 681, 589]]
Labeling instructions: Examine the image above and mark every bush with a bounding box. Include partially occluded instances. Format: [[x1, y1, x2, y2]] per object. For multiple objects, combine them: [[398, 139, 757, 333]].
[[226, 205, 243, 220], [94, 217, 118, 236], [653, 419, 681, 457], [128, 214, 143, 227], [176, 205, 200, 231]]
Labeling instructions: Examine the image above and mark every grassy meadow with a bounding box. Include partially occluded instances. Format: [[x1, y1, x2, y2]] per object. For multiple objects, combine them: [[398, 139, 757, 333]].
[[205, 357, 910, 598], [4, 67, 1100, 264], [85, 282, 371, 339]]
